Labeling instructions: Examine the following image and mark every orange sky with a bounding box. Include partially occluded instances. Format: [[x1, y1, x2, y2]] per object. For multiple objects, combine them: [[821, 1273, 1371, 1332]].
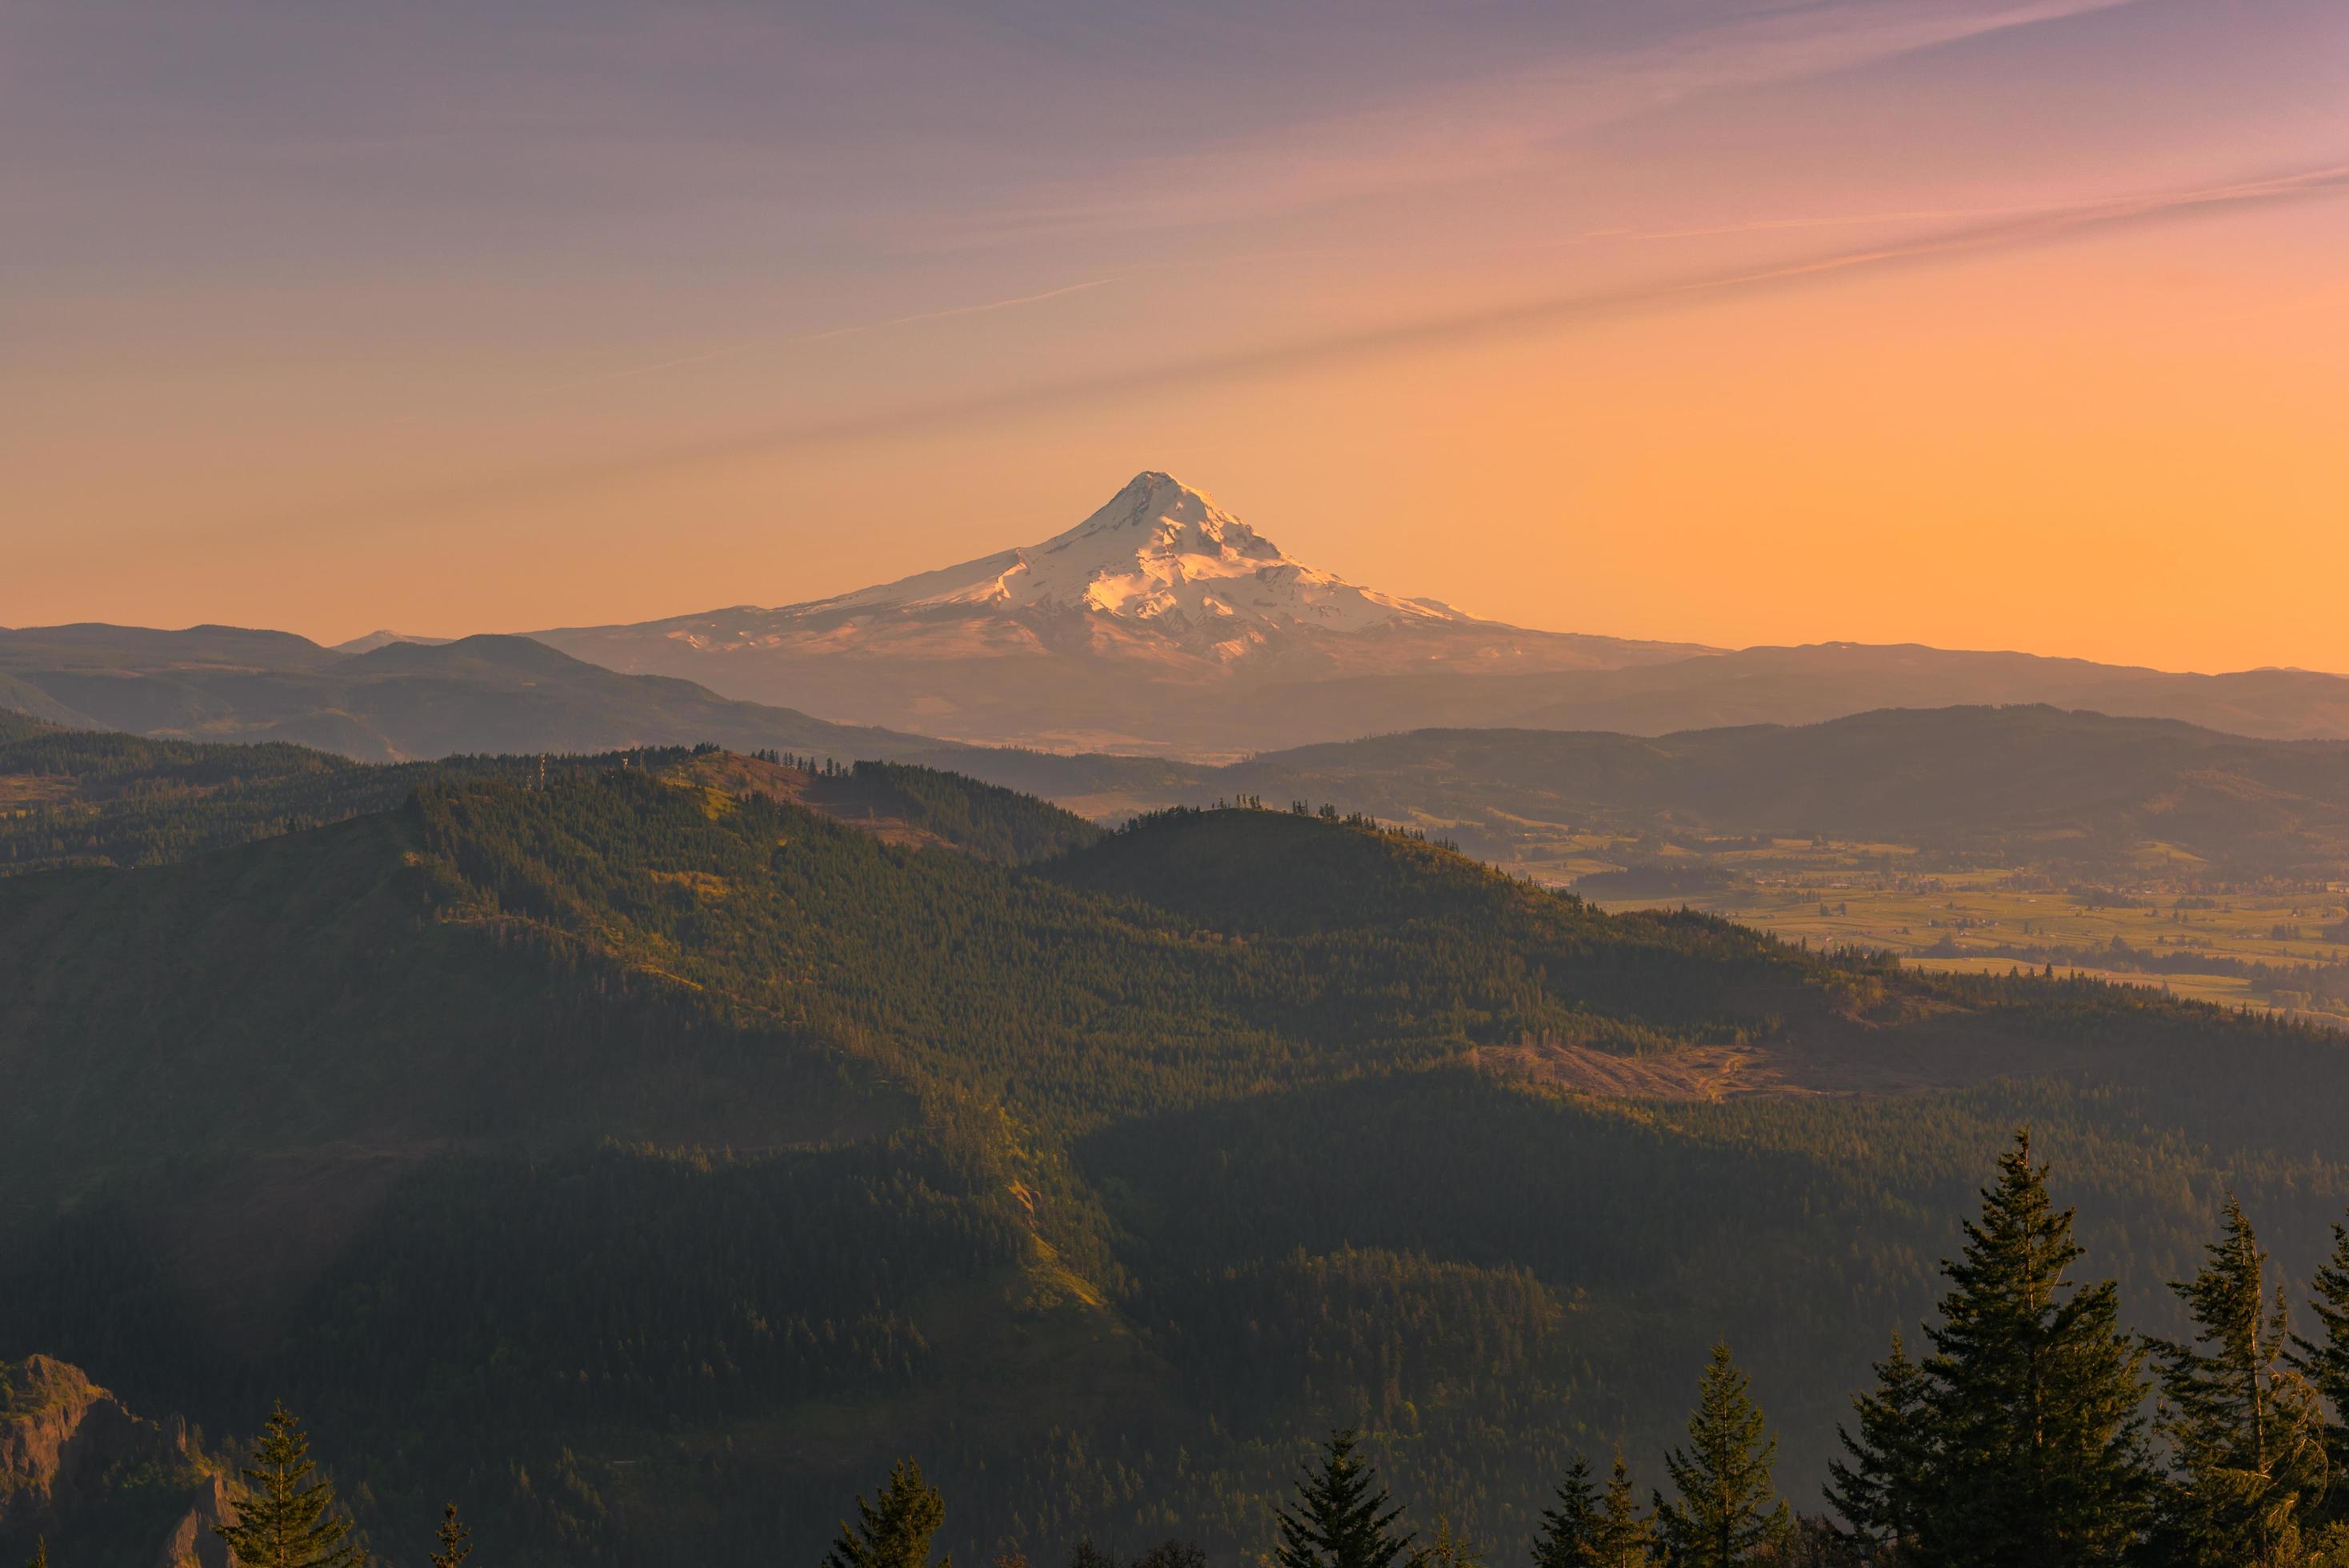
[[6, 0, 2347, 673]]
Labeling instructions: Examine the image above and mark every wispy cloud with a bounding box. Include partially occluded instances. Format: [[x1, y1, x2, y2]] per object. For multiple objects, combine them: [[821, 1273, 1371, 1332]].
[[935, 0, 2150, 246], [1599, 198, 2135, 243], [1636, 163, 2349, 283], [725, 161, 2349, 437], [557, 275, 1121, 388], [176, 155, 2345, 550]]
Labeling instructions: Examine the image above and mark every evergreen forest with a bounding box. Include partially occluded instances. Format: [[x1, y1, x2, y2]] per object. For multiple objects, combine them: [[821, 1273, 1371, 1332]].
[[8, 736, 2349, 1564]]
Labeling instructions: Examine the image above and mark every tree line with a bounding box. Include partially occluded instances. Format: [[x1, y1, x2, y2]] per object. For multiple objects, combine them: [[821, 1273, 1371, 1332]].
[[41, 1130, 2349, 1568], [813, 1130, 2349, 1568]]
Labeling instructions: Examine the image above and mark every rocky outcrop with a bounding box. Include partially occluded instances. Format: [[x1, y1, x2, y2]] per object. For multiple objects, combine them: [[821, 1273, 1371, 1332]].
[[153, 1471, 236, 1568], [0, 1354, 226, 1566], [0, 1356, 134, 1532]]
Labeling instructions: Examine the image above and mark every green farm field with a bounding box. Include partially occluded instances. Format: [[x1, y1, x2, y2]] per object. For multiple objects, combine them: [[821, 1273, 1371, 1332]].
[[1557, 834, 2349, 1022]]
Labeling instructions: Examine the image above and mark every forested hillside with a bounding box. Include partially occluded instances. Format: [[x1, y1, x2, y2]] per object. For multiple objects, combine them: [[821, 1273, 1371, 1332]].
[[0, 719, 1095, 872], [5, 759, 2349, 1564]]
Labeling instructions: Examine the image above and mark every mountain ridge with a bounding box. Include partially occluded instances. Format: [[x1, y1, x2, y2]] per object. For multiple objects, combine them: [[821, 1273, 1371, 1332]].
[[930, 703, 2349, 875], [0, 718, 1097, 874], [0, 625, 945, 764]]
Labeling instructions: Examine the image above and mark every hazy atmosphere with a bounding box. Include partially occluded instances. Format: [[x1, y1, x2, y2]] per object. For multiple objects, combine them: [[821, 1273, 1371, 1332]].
[[14, 7, 2349, 1568], [8, 0, 2347, 668]]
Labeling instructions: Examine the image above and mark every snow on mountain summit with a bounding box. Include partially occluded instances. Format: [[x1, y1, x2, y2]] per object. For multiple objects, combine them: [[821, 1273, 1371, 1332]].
[[534, 470, 1714, 753], [814, 472, 1470, 636]]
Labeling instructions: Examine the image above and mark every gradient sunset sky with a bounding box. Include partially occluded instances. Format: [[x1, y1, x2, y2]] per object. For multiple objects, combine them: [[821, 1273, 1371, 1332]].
[[6, 0, 2347, 670]]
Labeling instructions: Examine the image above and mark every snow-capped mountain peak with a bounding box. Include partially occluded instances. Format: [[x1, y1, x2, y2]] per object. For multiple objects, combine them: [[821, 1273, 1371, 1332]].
[[817, 471, 1469, 636], [535, 467, 1711, 754]]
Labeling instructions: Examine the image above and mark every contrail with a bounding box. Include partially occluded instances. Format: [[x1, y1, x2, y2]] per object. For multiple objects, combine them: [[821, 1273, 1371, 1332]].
[[555, 276, 1121, 388], [1601, 198, 2131, 242], [508, 159, 2349, 467], [1607, 166, 2349, 243], [57, 157, 2349, 555], [942, 0, 2152, 247], [1639, 164, 2349, 291]]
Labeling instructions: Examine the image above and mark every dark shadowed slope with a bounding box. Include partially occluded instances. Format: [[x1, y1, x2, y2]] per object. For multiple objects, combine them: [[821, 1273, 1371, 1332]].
[[8, 770, 2349, 1567]]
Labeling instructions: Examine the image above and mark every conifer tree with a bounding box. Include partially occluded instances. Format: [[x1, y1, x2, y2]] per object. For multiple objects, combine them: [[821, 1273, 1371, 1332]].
[[1653, 1343, 1791, 1567], [1825, 1333, 1931, 1558], [823, 1459, 950, 1568], [1275, 1430, 1417, 1568], [430, 1502, 472, 1568], [1913, 1130, 2152, 1567], [1535, 1454, 1652, 1567], [2146, 1198, 2327, 1566], [25, 1538, 49, 1568], [1420, 1518, 1484, 1568], [210, 1402, 366, 1568], [1129, 1545, 1207, 1568], [2290, 1214, 2349, 1518], [1533, 1456, 1603, 1568], [1594, 1456, 1655, 1568]]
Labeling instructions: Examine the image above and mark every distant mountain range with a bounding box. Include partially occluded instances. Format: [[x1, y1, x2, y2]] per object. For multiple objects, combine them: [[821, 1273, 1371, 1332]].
[[970, 706, 2349, 875], [530, 470, 2349, 754], [13, 672, 2347, 881], [0, 622, 940, 763], [332, 628, 454, 654], [10, 471, 2349, 766]]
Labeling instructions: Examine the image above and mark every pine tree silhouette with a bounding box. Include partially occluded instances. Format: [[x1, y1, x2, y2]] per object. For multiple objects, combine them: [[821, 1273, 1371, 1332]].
[[1275, 1430, 1416, 1568], [823, 1459, 949, 1568], [210, 1402, 364, 1568], [1653, 1342, 1789, 1567], [429, 1502, 472, 1568]]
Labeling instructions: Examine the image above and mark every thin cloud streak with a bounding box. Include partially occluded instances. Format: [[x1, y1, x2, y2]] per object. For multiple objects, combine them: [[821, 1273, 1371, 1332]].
[[64, 156, 2349, 570], [1643, 164, 2349, 282], [811, 162, 2349, 434], [1604, 198, 2131, 242], [521, 160, 2349, 477], [557, 276, 1122, 388], [929, 0, 2150, 248]]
